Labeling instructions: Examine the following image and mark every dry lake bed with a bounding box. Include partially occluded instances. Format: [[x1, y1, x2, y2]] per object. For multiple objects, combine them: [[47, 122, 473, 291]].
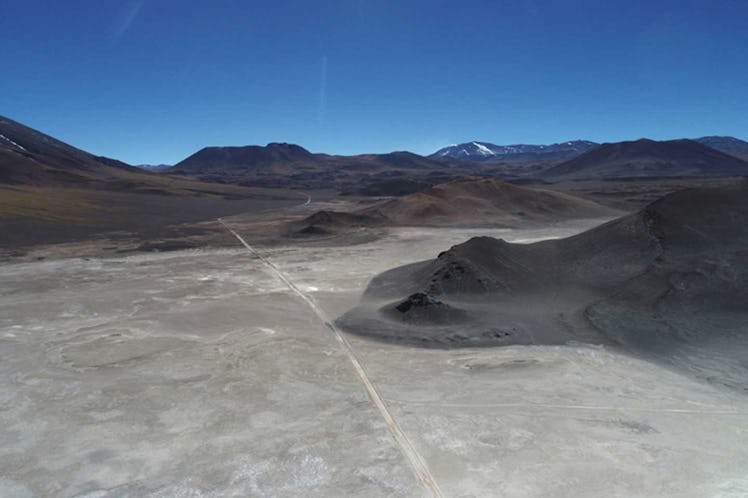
[[1, 217, 747, 497]]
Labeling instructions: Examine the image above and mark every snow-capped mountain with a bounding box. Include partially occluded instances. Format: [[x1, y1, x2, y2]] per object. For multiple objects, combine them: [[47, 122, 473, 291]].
[[432, 140, 599, 162]]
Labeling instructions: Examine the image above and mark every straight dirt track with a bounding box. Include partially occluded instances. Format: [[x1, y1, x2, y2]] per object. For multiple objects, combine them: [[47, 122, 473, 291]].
[[218, 217, 444, 498]]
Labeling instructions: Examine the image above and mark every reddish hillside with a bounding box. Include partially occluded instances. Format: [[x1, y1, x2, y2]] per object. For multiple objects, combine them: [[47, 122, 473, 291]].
[[365, 177, 620, 226]]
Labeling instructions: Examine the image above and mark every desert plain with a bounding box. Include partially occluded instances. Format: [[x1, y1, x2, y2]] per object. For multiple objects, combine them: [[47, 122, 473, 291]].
[[1, 202, 746, 498]]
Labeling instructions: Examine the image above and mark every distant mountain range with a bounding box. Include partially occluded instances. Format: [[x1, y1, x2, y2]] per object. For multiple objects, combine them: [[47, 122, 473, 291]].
[[2, 114, 747, 192], [432, 140, 599, 162], [432, 136, 748, 163], [169, 136, 748, 187], [168, 143, 465, 188], [171, 143, 454, 173], [0, 115, 284, 196]]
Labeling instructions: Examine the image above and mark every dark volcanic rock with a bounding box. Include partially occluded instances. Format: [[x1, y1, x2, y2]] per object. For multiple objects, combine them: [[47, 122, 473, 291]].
[[368, 180, 748, 302], [339, 180, 748, 390], [395, 293, 445, 312], [384, 293, 469, 325], [294, 225, 332, 237]]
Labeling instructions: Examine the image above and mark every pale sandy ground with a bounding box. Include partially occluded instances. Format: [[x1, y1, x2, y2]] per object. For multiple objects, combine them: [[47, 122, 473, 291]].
[[1, 215, 747, 497]]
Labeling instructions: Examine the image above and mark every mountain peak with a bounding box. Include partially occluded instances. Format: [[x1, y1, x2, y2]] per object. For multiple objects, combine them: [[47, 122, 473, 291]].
[[432, 140, 599, 162], [265, 142, 311, 152], [173, 142, 315, 172]]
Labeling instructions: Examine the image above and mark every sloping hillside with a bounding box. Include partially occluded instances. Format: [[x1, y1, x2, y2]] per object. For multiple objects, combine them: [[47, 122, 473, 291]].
[[364, 178, 621, 226], [289, 178, 620, 238], [694, 136, 748, 161], [0, 116, 147, 188], [541, 138, 748, 181], [338, 180, 748, 390]]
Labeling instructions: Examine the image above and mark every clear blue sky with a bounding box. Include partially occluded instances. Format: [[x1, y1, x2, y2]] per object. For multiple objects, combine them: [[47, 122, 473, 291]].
[[1, 0, 747, 164]]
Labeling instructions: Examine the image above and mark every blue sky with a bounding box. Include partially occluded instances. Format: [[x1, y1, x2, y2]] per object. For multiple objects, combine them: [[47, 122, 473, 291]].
[[1, 0, 747, 164]]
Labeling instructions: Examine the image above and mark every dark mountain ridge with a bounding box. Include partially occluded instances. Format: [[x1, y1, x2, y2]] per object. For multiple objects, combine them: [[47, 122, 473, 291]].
[[0, 115, 135, 171], [0, 115, 156, 188], [169, 142, 469, 189], [541, 138, 748, 181], [432, 136, 748, 164], [171, 143, 454, 174]]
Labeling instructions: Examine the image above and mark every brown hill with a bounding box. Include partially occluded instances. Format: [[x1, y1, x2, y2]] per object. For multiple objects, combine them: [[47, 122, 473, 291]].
[[288, 178, 621, 239], [290, 178, 619, 238], [339, 180, 748, 390], [362, 177, 621, 226], [541, 138, 748, 181]]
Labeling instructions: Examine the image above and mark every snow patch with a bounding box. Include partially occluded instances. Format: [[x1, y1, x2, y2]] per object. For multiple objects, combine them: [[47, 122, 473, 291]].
[[0, 134, 27, 152], [472, 141, 495, 156]]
